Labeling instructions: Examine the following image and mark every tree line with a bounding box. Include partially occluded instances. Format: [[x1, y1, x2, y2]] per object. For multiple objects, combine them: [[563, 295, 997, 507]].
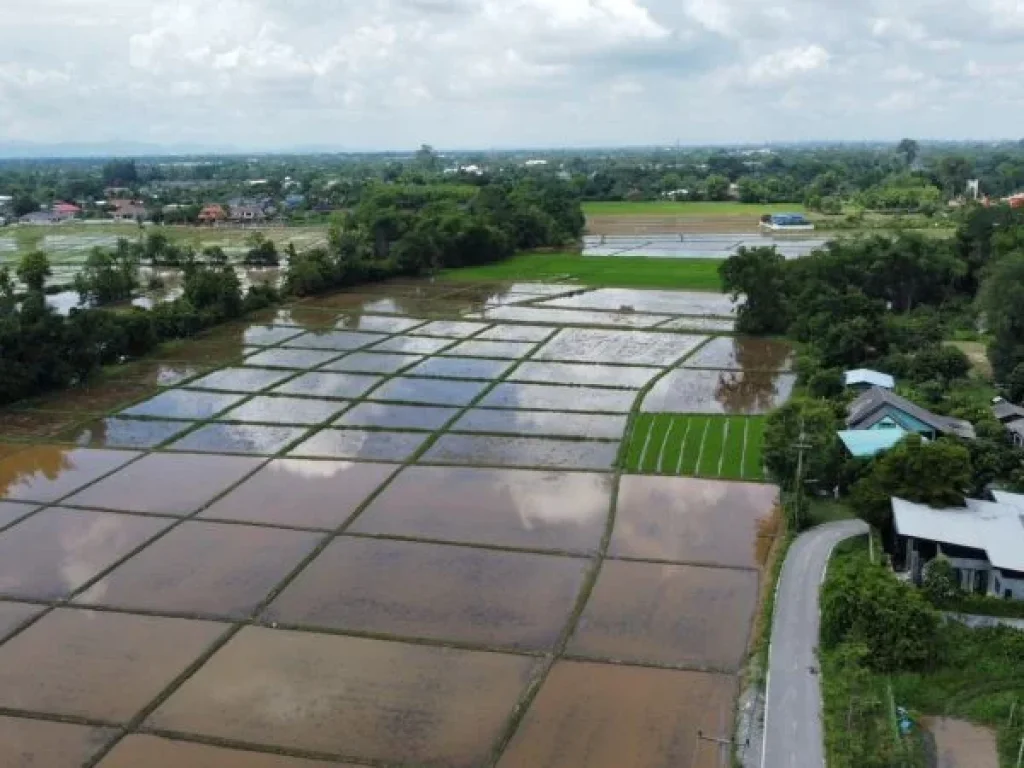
[[721, 204, 1024, 533], [0, 178, 581, 406]]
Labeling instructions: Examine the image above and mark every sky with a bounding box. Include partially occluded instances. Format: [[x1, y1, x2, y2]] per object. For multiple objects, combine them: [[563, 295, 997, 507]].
[[1, 0, 1023, 152]]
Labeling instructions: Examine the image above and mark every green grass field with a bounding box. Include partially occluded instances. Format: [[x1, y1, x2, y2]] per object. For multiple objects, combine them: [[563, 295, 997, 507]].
[[622, 414, 766, 480], [440, 252, 724, 290], [582, 201, 807, 217]]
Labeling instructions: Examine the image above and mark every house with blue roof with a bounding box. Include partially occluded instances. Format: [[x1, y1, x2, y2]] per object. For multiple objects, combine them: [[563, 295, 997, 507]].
[[837, 428, 914, 458], [846, 387, 976, 441]]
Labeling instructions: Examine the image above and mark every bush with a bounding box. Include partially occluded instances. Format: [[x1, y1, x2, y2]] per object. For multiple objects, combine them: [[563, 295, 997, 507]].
[[822, 545, 942, 672], [921, 557, 962, 604]]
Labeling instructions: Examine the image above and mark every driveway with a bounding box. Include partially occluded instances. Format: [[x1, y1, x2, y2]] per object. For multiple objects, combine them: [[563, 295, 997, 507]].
[[761, 519, 869, 768]]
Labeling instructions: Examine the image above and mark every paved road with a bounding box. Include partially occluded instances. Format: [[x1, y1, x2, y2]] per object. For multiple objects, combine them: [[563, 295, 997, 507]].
[[762, 519, 869, 768]]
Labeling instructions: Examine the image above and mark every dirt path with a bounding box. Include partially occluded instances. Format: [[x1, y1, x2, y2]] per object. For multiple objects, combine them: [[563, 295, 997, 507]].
[[925, 718, 999, 768]]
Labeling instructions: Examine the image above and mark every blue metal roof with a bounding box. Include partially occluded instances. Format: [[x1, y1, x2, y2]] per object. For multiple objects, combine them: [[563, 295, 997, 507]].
[[838, 428, 909, 458]]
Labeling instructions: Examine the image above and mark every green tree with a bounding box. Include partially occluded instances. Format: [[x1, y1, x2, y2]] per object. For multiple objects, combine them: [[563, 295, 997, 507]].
[[101, 159, 138, 186], [73, 245, 139, 306], [1007, 363, 1024, 403], [719, 246, 790, 334], [763, 397, 841, 493], [704, 174, 730, 201], [16, 250, 51, 293], [979, 251, 1024, 380], [849, 435, 971, 534], [897, 138, 919, 166]]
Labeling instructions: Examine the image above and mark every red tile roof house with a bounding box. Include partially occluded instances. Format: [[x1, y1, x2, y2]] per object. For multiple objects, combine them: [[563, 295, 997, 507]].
[[52, 202, 82, 221], [197, 204, 227, 224]]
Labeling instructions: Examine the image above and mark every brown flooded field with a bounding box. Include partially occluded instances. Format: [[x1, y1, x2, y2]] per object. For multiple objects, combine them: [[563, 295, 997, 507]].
[[0, 279, 785, 767]]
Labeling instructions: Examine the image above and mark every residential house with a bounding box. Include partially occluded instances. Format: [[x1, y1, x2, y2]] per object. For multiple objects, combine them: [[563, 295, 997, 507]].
[[19, 210, 59, 225], [846, 387, 976, 440], [992, 398, 1024, 448], [108, 199, 148, 222], [837, 428, 912, 459], [52, 202, 81, 221], [844, 369, 895, 392], [892, 492, 1024, 600], [197, 204, 227, 224], [230, 204, 267, 223]]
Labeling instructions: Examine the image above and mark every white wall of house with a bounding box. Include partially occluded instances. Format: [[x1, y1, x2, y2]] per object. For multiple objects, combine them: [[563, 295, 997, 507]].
[[993, 572, 1024, 600]]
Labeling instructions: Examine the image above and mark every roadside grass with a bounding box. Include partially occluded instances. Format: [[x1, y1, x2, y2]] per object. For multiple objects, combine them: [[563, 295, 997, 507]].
[[439, 252, 724, 290], [582, 201, 806, 217], [806, 498, 856, 527], [823, 537, 1024, 768], [621, 413, 765, 480]]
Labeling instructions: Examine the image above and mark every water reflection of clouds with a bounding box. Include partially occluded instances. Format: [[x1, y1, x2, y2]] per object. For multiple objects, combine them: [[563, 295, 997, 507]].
[[503, 472, 614, 531]]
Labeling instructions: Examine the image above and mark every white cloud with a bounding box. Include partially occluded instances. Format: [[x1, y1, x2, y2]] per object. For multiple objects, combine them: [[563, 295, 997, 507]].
[[747, 45, 830, 83], [0, 0, 1020, 149]]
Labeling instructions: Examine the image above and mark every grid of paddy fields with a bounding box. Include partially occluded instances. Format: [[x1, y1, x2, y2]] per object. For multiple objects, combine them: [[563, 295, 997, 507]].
[[0, 279, 793, 768]]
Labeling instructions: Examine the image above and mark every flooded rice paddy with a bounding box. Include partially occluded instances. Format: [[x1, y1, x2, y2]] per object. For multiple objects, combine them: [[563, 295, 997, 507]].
[[0, 279, 786, 767]]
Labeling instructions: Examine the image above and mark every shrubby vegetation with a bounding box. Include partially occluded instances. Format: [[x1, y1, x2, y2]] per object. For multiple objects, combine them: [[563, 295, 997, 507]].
[[822, 538, 1024, 768], [0, 178, 580, 406]]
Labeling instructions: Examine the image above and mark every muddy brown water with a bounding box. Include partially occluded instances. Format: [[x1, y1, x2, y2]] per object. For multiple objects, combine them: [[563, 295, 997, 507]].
[[351, 466, 613, 553], [611, 476, 781, 569], [496, 660, 738, 768], [0, 608, 225, 722], [96, 735, 357, 767], [683, 336, 795, 372], [201, 459, 396, 529], [146, 627, 542, 768], [264, 537, 588, 651], [0, 715, 117, 767], [75, 521, 322, 619], [0, 508, 172, 600], [64, 452, 262, 515], [568, 560, 759, 671], [643, 368, 798, 414], [0, 280, 788, 766]]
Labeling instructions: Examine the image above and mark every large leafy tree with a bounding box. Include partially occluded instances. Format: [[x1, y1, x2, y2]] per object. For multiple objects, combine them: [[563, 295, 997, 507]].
[[897, 138, 919, 166], [16, 250, 51, 293], [979, 251, 1024, 380], [719, 246, 790, 334], [849, 435, 971, 534], [763, 397, 842, 491]]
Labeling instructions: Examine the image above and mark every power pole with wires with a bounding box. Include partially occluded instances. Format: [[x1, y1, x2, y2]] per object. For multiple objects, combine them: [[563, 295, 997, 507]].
[[790, 417, 813, 531]]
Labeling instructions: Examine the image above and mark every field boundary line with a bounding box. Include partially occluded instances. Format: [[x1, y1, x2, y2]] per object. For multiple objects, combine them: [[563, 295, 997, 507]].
[[676, 418, 692, 476], [657, 419, 675, 475], [694, 418, 711, 478], [717, 418, 730, 478]]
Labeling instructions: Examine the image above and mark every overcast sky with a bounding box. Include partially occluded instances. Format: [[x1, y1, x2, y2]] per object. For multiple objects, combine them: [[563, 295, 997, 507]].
[[1, 0, 1022, 151]]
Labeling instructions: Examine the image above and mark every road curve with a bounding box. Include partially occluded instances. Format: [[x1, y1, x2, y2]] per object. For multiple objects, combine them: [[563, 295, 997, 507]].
[[761, 519, 869, 768]]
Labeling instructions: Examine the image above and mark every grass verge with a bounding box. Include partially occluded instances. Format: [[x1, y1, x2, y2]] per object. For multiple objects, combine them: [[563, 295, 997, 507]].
[[439, 252, 724, 290]]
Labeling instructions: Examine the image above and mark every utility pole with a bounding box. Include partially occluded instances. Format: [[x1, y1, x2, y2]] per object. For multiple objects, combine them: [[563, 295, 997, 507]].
[[791, 417, 812, 531]]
